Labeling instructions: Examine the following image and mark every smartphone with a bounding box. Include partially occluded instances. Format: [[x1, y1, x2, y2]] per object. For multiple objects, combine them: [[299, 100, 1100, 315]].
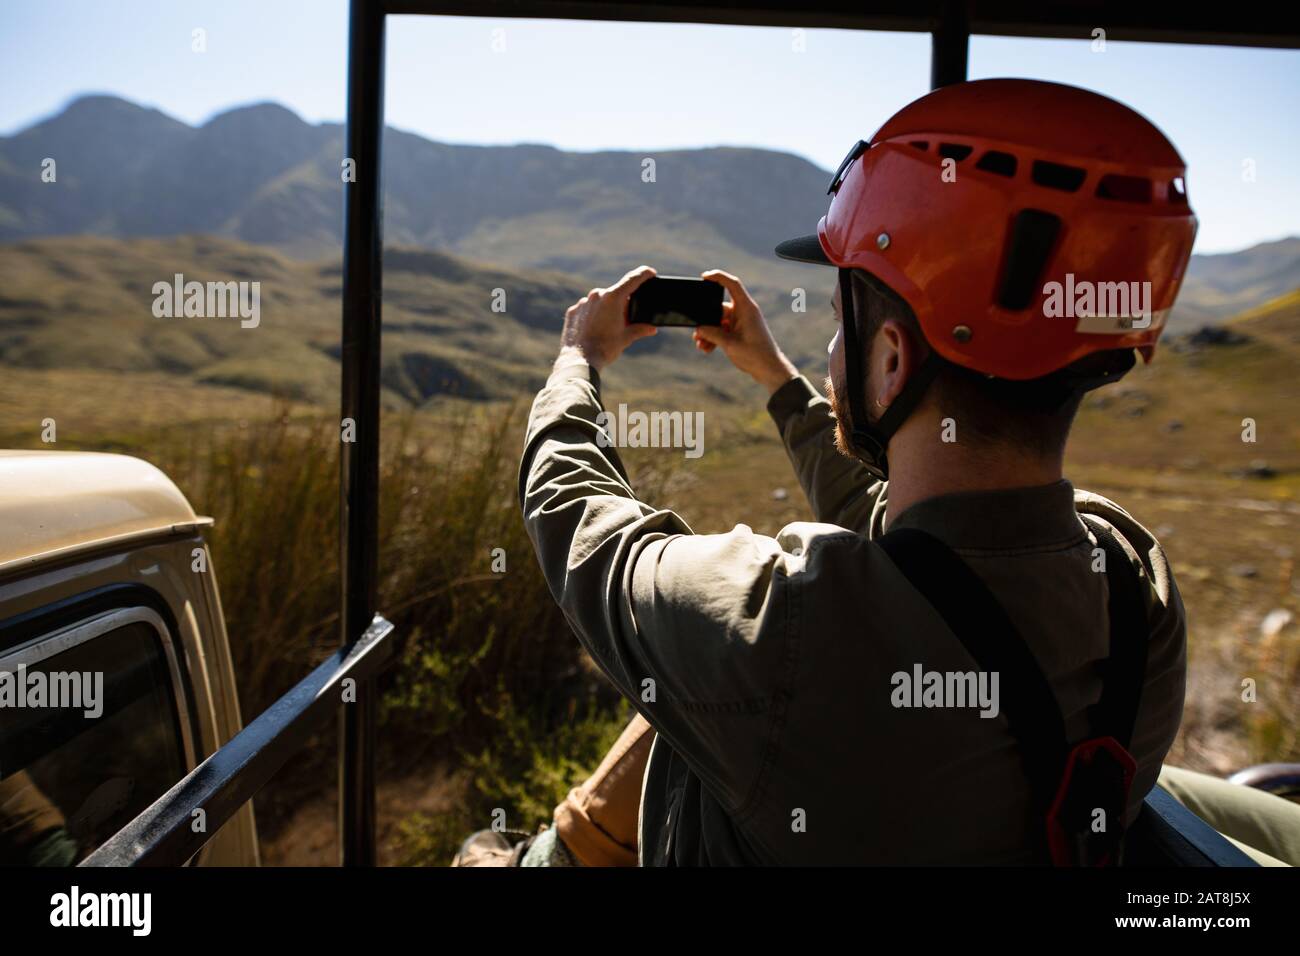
[[627, 276, 724, 327]]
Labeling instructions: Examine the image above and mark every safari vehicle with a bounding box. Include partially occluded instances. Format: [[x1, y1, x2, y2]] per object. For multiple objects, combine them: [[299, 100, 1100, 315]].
[[0, 448, 394, 866], [1, 0, 1297, 868], [0, 452, 258, 865]]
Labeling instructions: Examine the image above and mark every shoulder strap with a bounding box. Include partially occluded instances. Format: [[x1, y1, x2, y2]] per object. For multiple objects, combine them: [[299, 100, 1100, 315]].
[[876, 517, 1153, 811], [876, 528, 1068, 819]]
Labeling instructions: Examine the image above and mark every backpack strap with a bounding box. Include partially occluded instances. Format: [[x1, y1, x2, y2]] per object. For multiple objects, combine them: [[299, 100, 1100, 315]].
[[875, 527, 1069, 827], [877, 512, 1152, 862]]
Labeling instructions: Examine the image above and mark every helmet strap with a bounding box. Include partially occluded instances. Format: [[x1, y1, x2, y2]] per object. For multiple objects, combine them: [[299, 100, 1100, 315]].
[[838, 267, 944, 480]]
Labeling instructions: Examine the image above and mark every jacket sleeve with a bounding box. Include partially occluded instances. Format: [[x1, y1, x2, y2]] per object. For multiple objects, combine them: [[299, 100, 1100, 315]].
[[766, 374, 886, 536], [518, 360, 803, 811]]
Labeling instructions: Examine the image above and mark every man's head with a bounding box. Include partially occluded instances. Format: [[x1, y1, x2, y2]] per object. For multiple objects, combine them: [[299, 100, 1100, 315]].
[[825, 269, 1084, 466], [777, 78, 1197, 479]]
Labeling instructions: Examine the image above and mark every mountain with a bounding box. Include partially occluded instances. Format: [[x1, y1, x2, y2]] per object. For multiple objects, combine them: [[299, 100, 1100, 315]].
[[0, 95, 831, 284], [0, 94, 1295, 374], [1169, 237, 1300, 331]]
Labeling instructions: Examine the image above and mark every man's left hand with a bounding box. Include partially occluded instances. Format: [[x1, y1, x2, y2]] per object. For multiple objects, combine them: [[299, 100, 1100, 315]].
[[558, 265, 659, 371]]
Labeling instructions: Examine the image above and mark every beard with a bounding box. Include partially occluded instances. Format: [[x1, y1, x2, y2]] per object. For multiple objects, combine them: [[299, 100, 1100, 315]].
[[824, 375, 856, 459], [825, 372, 887, 461]]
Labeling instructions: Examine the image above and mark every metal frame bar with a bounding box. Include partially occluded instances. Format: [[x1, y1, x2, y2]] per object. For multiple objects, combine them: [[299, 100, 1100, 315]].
[[930, 0, 969, 89], [81, 615, 395, 867], [380, 1, 1300, 49], [339, 0, 387, 867], [1126, 787, 1258, 867]]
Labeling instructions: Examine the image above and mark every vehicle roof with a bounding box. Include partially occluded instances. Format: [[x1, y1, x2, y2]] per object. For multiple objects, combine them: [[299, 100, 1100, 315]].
[[384, 2, 1300, 49], [0, 451, 209, 576]]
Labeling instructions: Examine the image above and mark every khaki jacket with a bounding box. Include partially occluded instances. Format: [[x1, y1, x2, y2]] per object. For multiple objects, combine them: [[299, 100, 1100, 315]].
[[519, 362, 1186, 865]]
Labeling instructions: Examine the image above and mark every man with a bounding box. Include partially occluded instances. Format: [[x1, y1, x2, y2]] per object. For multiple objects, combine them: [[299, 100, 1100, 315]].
[[459, 79, 1299, 866]]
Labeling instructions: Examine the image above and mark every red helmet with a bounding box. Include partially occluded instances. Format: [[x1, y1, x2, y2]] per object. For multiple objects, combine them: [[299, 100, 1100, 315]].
[[777, 78, 1198, 381]]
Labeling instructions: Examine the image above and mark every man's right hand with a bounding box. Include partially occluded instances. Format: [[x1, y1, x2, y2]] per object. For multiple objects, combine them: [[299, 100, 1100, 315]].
[[694, 270, 799, 395]]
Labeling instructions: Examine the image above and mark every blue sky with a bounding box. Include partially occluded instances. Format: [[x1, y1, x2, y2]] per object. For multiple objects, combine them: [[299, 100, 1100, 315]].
[[2, 1, 1297, 253]]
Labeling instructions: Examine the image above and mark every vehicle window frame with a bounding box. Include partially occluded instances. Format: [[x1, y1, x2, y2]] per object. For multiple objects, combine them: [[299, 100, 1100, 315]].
[[0, 604, 200, 859]]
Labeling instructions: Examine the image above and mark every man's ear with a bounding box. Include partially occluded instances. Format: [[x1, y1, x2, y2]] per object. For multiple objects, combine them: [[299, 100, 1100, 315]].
[[873, 319, 921, 408]]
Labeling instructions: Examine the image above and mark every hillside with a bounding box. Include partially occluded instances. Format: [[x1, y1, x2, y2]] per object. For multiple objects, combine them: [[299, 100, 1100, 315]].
[[3, 228, 1299, 436], [0, 234, 823, 419], [1176, 238, 1300, 329], [1067, 287, 1300, 479], [1232, 287, 1300, 348]]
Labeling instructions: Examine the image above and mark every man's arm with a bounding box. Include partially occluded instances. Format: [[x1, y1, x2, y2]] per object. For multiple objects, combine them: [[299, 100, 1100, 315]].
[[766, 375, 884, 535], [692, 270, 884, 535], [520, 269, 804, 812]]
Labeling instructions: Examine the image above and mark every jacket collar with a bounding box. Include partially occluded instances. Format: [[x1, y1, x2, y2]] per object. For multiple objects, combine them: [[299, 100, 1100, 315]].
[[884, 479, 1085, 552]]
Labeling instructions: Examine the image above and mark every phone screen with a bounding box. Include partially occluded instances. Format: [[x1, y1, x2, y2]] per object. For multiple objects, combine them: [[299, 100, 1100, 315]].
[[628, 276, 724, 327]]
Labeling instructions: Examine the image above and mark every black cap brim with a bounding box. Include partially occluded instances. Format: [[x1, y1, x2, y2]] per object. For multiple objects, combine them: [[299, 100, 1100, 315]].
[[774, 234, 833, 266]]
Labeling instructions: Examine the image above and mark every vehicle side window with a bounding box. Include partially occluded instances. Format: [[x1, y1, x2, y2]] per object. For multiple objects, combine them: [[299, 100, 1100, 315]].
[[0, 617, 187, 865]]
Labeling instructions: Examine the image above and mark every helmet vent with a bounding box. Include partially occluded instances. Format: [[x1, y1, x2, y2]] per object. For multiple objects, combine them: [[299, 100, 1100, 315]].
[[909, 140, 929, 152], [997, 209, 1062, 311], [1096, 173, 1152, 203], [1168, 177, 1189, 204], [975, 150, 1018, 177], [1031, 160, 1086, 192], [937, 142, 974, 162]]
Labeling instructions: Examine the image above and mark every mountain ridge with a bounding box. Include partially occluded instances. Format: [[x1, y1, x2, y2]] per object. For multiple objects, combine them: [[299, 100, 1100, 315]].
[[1, 95, 1296, 337]]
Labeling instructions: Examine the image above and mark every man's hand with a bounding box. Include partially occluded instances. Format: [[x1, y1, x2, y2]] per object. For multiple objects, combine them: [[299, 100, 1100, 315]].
[[558, 265, 659, 372], [693, 270, 799, 394]]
